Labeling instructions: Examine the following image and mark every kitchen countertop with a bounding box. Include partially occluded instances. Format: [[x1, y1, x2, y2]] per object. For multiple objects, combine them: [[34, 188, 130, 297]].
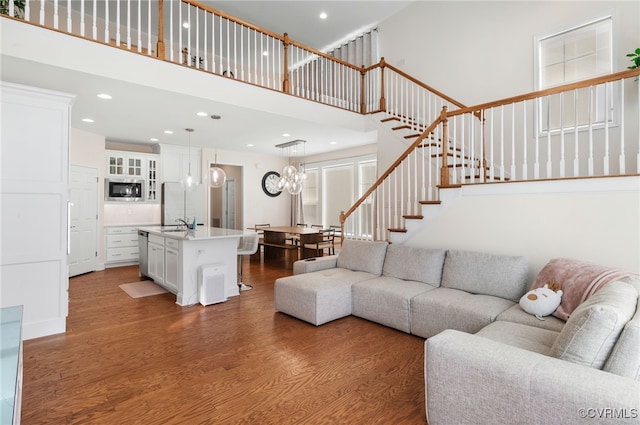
[[138, 226, 252, 241]]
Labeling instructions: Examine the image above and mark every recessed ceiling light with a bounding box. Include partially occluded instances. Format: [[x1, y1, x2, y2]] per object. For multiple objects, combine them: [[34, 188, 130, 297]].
[[82, 118, 94, 123], [282, 133, 291, 137], [319, 12, 327, 19], [247, 144, 254, 147], [164, 130, 173, 134], [196, 111, 208, 117], [330, 141, 337, 145], [97, 93, 112, 100], [182, 22, 189, 29], [150, 138, 159, 142]]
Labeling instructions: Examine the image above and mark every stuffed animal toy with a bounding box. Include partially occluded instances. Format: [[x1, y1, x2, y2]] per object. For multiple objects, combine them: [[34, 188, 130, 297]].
[[519, 281, 563, 320]]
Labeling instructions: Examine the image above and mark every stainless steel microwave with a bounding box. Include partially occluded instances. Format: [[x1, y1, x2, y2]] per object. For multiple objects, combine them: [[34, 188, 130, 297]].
[[105, 179, 144, 201]]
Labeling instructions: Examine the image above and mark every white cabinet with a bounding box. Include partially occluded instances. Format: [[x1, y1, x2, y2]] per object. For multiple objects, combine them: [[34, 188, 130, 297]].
[[160, 144, 201, 184], [148, 234, 165, 284], [1, 82, 73, 339], [164, 238, 180, 293], [106, 150, 144, 178], [106, 150, 160, 203], [105, 227, 139, 266]]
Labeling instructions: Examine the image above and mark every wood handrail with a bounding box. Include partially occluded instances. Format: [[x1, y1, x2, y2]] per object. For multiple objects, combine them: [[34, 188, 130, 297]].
[[446, 68, 640, 118], [340, 112, 445, 224]]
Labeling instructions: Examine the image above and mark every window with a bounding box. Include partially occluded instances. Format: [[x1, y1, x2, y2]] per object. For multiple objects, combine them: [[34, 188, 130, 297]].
[[539, 17, 612, 88], [536, 16, 614, 133]]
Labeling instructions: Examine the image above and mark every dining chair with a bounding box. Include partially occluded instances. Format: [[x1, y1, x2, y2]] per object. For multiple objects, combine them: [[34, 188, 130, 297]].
[[303, 228, 336, 257], [287, 223, 307, 245], [253, 224, 270, 257]]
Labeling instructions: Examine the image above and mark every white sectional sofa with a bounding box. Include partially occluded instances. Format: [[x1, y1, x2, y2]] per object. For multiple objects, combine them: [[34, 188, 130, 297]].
[[274, 239, 640, 425]]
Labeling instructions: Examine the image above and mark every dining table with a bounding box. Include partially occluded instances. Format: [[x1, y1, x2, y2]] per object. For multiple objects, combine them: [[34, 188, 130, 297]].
[[261, 226, 323, 268]]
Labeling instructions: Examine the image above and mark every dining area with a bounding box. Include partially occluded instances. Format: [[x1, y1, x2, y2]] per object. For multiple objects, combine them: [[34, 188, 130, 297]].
[[248, 224, 339, 269]]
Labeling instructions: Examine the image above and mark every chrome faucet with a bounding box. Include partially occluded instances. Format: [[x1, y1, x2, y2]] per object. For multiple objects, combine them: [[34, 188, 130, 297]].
[[175, 218, 189, 229]]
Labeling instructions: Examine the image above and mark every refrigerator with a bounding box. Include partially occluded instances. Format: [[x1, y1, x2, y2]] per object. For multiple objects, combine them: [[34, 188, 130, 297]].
[[161, 182, 206, 226]]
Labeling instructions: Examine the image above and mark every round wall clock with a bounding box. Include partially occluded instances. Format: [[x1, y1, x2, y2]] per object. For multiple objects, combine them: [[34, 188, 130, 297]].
[[261, 171, 282, 197]]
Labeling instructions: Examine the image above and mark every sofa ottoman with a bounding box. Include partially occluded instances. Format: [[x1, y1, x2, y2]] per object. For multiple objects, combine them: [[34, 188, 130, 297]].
[[274, 239, 388, 326]]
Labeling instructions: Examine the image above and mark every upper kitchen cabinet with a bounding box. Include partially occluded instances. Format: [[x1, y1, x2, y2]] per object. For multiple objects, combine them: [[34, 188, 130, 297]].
[[106, 150, 160, 203], [160, 144, 202, 184]]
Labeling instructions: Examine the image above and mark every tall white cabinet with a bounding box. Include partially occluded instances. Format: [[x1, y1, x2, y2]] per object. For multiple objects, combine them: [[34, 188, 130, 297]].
[[0, 82, 74, 340]]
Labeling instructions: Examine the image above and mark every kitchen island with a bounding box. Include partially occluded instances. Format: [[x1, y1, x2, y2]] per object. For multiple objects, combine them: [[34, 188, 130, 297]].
[[137, 226, 250, 306]]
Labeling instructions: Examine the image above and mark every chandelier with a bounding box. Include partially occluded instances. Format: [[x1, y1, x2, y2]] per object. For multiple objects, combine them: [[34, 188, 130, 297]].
[[276, 139, 306, 195]]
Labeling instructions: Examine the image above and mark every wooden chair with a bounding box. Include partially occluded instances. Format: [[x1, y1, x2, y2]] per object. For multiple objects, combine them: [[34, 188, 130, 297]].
[[303, 228, 336, 257], [329, 225, 342, 248], [287, 223, 307, 245]]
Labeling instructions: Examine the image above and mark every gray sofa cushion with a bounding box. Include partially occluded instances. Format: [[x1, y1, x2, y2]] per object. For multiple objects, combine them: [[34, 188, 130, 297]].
[[336, 239, 388, 276], [352, 276, 437, 333], [274, 268, 377, 326], [382, 245, 446, 286], [496, 304, 566, 332], [476, 321, 559, 355], [441, 249, 529, 302], [549, 280, 637, 369], [410, 287, 515, 339], [603, 277, 640, 380]]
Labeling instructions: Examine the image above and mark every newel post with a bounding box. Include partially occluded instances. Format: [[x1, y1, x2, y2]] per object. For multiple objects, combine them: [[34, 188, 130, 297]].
[[282, 33, 290, 94], [439, 106, 450, 186], [379, 57, 386, 111], [156, 0, 165, 59]]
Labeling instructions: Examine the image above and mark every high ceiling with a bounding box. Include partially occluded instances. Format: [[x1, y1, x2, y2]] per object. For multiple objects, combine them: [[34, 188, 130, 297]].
[[1, 1, 414, 156]]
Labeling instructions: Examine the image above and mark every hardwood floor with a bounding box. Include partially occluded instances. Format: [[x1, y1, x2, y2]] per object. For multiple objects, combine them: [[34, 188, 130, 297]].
[[21, 258, 427, 424]]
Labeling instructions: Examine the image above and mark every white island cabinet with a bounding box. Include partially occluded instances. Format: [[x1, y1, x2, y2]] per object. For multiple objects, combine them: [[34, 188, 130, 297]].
[[137, 227, 249, 305]]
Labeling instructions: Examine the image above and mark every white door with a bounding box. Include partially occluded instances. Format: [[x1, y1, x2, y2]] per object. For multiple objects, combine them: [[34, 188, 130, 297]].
[[222, 179, 236, 229], [69, 165, 98, 277]]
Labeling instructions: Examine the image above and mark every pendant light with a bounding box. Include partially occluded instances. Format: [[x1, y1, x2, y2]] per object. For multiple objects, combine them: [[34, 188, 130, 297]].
[[275, 139, 306, 195], [182, 128, 198, 192], [209, 114, 227, 188]]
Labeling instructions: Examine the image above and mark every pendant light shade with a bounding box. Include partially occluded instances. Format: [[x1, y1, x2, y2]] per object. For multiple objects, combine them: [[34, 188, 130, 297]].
[[182, 128, 199, 192], [209, 115, 226, 188], [210, 162, 226, 188]]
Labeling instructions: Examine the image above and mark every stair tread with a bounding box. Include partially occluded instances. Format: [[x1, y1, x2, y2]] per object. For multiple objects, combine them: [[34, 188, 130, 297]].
[[418, 200, 442, 205], [403, 215, 423, 219], [388, 228, 408, 233]]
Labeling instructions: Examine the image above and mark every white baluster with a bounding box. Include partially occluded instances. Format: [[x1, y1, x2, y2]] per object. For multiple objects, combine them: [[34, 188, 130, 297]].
[[102, 0, 107, 43], [203, 11, 208, 70], [147, 0, 151, 55], [66, 0, 71, 32], [136, 0, 141, 52], [39, 0, 45, 26], [559, 92, 565, 178], [522, 101, 528, 180], [573, 90, 579, 177], [546, 96, 552, 178], [24, 0, 30, 22], [80, 0, 85, 37], [489, 108, 495, 181], [115, 0, 120, 46], [92, 0, 97, 39], [604, 82, 610, 175], [510, 103, 516, 180], [619, 79, 625, 174], [534, 100, 540, 179], [588, 86, 594, 176], [169, 0, 174, 62], [500, 105, 505, 182], [126, 0, 131, 49], [53, 0, 58, 29]]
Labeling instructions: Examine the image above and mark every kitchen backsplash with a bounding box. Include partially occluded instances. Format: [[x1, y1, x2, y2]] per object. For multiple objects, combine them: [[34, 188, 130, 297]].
[[104, 203, 161, 226]]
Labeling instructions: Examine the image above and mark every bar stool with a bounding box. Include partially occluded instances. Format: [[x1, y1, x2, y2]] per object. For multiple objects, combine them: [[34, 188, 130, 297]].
[[237, 232, 259, 291]]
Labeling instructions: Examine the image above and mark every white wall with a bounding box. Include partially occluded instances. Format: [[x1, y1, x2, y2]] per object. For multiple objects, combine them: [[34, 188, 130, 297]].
[[405, 177, 640, 281], [201, 148, 291, 229], [379, 1, 640, 105]]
